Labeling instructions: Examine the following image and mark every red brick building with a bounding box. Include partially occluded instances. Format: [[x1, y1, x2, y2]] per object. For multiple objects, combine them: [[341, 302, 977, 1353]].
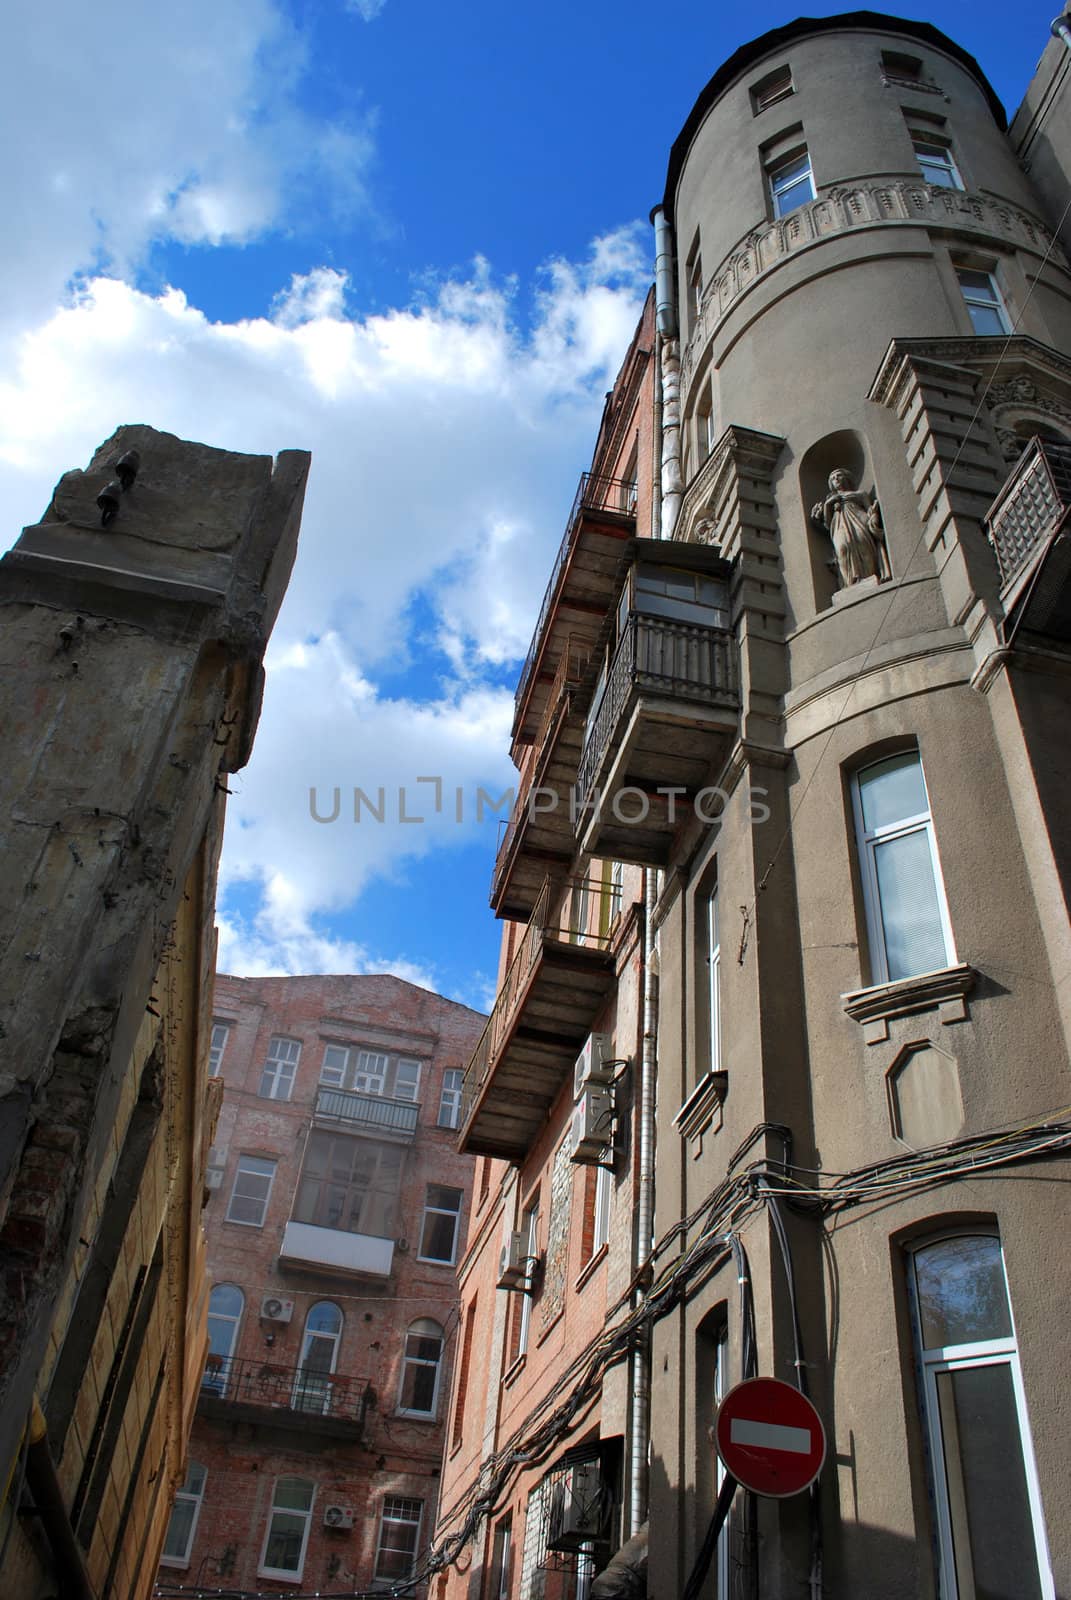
[[154, 973, 483, 1596]]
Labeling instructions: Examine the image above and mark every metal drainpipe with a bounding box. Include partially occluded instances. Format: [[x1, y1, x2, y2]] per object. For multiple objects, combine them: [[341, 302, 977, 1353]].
[[1052, 13, 1071, 49], [25, 1396, 96, 1600], [629, 868, 659, 1536], [651, 206, 682, 541]]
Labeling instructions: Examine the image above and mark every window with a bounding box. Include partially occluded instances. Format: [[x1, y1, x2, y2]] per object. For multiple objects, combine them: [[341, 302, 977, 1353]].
[[913, 136, 963, 189], [706, 885, 721, 1074], [375, 1497, 424, 1581], [438, 1069, 464, 1129], [881, 49, 924, 86], [750, 64, 793, 114], [293, 1133, 403, 1237], [354, 1049, 389, 1094], [956, 268, 1011, 336], [294, 1300, 342, 1414], [259, 1036, 300, 1100], [394, 1058, 421, 1101], [769, 149, 815, 217], [320, 1043, 348, 1088], [452, 1300, 477, 1448], [203, 1283, 243, 1394], [487, 1515, 512, 1600], [207, 1023, 229, 1078], [225, 1156, 276, 1227], [696, 383, 716, 468], [713, 1329, 731, 1597], [852, 750, 955, 984], [592, 1163, 612, 1256], [514, 1201, 539, 1360], [418, 1185, 463, 1264], [631, 564, 729, 629], [689, 253, 703, 327], [259, 1477, 315, 1580], [907, 1233, 1053, 1598], [398, 1318, 444, 1416], [160, 1461, 206, 1566]]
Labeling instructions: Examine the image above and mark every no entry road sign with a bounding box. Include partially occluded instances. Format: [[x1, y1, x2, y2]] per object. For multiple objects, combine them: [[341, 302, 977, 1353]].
[[715, 1377, 826, 1498]]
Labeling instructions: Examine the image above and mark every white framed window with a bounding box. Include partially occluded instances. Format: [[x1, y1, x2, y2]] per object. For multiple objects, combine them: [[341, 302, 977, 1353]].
[[688, 252, 703, 327], [203, 1284, 243, 1396], [769, 149, 815, 217], [852, 750, 955, 984], [907, 1233, 1054, 1599], [956, 267, 1011, 336], [912, 137, 963, 189], [592, 1163, 612, 1256], [293, 1301, 343, 1415], [438, 1069, 464, 1129], [713, 1329, 731, 1597], [160, 1461, 206, 1567], [208, 1023, 230, 1078], [375, 1496, 424, 1581], [259, 1476, 315, 1580], [418, 1185, 463, 1264], [707, 886, 721, 1074], [488, 1516, 512, 1600], [225, 1155, 276, 1227], [394, 1058, 422, 1101], [398, 1318, 444, 1417], [319, 1043, 349, 1088], [259, 1036, 300, 1100], [353, 1049, 389, 1094], [516, 1202, 539, 1358]]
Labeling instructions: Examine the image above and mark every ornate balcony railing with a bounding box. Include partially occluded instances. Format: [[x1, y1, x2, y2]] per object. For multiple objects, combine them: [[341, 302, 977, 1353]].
[[985, 436, 1071, 593], [576, 613, 739, 806], [514, 472, 637, 718], [313, 1085, 418, 1137], [200, 1356, 374, 1426]]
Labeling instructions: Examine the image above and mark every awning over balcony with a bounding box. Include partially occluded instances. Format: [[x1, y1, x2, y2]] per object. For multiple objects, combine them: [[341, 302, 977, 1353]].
[[986, 435, 1071, 641], [279, 1220, 395, 1278], [459, 880, 617, 1160], [512, 473, 636, 747]]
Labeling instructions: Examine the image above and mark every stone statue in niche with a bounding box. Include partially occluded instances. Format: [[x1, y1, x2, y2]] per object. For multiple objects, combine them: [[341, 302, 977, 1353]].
[[810, 467, 891, 591]]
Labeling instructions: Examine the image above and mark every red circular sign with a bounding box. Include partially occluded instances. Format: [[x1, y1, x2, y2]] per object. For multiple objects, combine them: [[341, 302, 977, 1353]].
[[715, 1377, 826, 1498]]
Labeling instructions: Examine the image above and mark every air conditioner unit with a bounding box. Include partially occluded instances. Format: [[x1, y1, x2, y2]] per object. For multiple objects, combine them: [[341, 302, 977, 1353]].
[[547, 1460, 606, 1552], [260, 1295, 294, 1324], [573, 1033, 613, 1099], [569, 1086, 614, 1165], [497, 1231, 529, 1291], [204, 1168, 224, 1190], [322, 1505, 354, 1531]]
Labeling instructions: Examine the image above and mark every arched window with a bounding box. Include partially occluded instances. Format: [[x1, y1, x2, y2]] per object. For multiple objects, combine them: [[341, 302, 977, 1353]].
[[398, 1318, 444, 1417], [907, 1233, 1053, 1597], [294, 1300, 343, 1415], [204, 1284, 243, 1395], [259, 1477, 315, 1581]]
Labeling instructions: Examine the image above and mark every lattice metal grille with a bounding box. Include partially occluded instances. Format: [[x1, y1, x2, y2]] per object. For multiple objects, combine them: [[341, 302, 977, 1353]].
[[986, 438, 1071, 589]]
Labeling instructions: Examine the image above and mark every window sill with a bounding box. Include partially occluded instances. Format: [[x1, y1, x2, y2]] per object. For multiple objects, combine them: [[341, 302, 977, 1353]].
[[673, 1071, 728, 1157], [416, 1256, 457, 1268], [258, 1571, 304, 1585], [535, 1305, 564, 1348], [395, 1409, 437, 1423], [575, 1243, 609, 1293], [502, 1353, 527, 1390], [842, 963, 975, 1044]]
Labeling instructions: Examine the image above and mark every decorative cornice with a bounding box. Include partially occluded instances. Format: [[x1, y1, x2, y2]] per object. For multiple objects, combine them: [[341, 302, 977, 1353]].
[[868, 334, 1071, 410], [681, 184, 1065, 394]]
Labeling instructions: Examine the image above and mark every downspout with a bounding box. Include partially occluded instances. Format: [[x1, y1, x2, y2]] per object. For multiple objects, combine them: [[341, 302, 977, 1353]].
[[651, 206, 682, 542], [628, 868, 659, 1536], [1052, 12, 1071, 49], [25, 1396, 96, 1600]]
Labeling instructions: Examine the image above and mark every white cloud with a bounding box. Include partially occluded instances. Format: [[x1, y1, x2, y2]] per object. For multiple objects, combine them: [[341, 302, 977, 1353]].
[[346, 0, 388, 18], [0, 228, 649, 980]]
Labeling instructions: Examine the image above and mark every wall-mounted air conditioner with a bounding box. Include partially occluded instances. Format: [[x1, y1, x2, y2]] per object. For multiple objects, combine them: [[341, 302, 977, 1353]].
[[547, 1460, 607, 1551], [260, 1295, 294, 1324], [573, 1033, 613, 1099], [569, 1086, 614, 1165], [497, 1231, 528, 1291], [323, 1505, 354, 1530]]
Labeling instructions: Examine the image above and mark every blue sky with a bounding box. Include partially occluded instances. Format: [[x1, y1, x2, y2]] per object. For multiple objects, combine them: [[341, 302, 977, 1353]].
[[0, 0, 1059, 1010]]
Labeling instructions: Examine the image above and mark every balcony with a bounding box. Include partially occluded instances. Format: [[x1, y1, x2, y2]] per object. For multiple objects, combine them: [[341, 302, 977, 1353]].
[[279, 1220, 395, 1279], [575, 611, 739, 865], [985, 436, 1071, 640], [312, 1084, 418, 1140], [198, 1355, 374, 1441], [491, 639, 591, 922], [459, 878, 617, 1160], [513, 472, 637, 746]]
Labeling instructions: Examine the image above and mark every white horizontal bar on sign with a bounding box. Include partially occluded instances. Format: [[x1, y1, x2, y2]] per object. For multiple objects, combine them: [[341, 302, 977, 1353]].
[[730, 1418, 811, 1454]]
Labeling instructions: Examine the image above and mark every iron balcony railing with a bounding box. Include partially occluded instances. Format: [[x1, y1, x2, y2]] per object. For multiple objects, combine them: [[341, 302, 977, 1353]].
[[514, 472, 637, 719], [200, 1356, 375, 1425], [313, 1084, 419, 1137], [576, 613, 739, 806], [461, 876, 616, 1128], [985, 436, 1071, 592]]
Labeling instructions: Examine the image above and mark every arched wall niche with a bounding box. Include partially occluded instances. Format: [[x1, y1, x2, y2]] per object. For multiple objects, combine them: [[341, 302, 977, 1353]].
[[798, 429, 875, 614]]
